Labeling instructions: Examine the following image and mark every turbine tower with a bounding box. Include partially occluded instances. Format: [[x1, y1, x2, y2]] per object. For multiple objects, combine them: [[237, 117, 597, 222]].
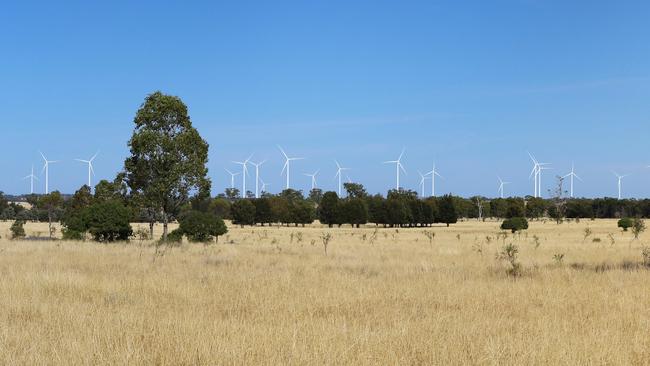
[[334, 161, 350, 196], [23, 165, 38, 194], [528, 152, 551, 198], [497, 176, 510, 199], [613, 172, 629, 200], [383, 149, 406, 190], [417, 171, 429, 197], [425, 162, 442, 197], [303, 170, 320, 190], [562, 163, 582, 198], [75, 151, 99, 190], [232, 154, 253, 195], [249, 159, 267, 198], [260, 179, 270, 194], [278, 146, 304, 190], [39, 151, 59, 194], [224, 168, 239, 189]]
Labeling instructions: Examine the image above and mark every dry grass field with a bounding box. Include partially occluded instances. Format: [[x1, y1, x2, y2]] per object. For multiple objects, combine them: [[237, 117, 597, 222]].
[[1, 219, 650, 365]]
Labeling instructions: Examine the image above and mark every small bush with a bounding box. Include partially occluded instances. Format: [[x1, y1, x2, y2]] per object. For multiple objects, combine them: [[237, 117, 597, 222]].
[[84, 200, 133, 242], [62, 229, 85, 240], [166, 229, 184, 243], [501, 217, 529, 233], [496, 243, 521, 276], [632, 218, 646, 239], [10, 220, 26, 239], [618, 218, 633, 232], [178, 210, 228, 243]]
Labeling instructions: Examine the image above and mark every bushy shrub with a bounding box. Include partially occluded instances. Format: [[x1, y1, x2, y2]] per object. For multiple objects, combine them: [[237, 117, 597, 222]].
[[84, 200, 133, 242], [501, 217, 529, 233], [166, 228, 184, 243], [618, 217, 633, 231], [178, 210, 228, 243], [10, 220, 26, 239], [231, 200, 256, 227]]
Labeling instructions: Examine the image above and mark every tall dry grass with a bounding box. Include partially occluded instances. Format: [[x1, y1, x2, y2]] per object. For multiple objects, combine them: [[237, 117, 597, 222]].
[[1, 219, 650, 365]]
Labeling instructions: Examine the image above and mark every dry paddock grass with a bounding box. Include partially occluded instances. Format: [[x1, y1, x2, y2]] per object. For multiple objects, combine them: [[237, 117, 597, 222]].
[[1, 219, 650, 365]]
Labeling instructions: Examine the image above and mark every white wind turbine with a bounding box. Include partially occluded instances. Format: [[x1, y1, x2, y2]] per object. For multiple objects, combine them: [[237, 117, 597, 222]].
[[39, 151, 59, 194], [260, 179, 270, 194], [334, 161, 350, 196], [562, 163, 582, 198], [23, 165, 39, 194], [613, 172, 630, 200], [528, 152, 551, 198], [497, 176, 510, 199], [224, 168, 240, 189], [425, 162, 442, 197], [303, 170, 320, 190], [278, 146, 304, 190], [75, 151, 99, 190], [232, 154, 253, 195], [249, 159, 267, 198], [417, 171, 429, 197], [383, 149, 406, 190]]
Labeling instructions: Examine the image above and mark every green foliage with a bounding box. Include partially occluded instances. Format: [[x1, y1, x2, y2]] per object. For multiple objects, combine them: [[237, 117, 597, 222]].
[[253, 198, 273, 225], [167, 228, 184, 243], [632, 218, 646, 239], [10, 220, 26, 239], [501, 217, 529, 233], [436, 194, 458, 227], [618, 217, 633, 231], [84, 200, 133, 242], [319, 192, 341, 227], [342, 198, 368, 228], [178, 210, 228, 243], [124, 91, 211, 240], [231, 199, 256, 227]]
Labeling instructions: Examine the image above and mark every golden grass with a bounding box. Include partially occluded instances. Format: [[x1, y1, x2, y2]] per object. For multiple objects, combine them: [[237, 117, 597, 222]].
[[1, 219, 650, 365]]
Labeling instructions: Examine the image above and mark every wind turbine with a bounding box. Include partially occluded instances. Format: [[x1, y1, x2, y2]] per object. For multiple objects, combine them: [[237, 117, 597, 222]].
[[417, 171, 429, 197], [249, 159, 267, 198], [334, 161, 350, 196], [383, 149, 406, 190], [224, 168, 240, 189], [562, 163, 582, 198], [303, 170, 320, 190], [613, 172, 630, 200], [75, 151, 99, 190], [528, 152, 551, 198], [497, 176, 510, 199], [278, 146, 304, 190], [260, 179, 270, 194], [22, 165, 38, 194], [39, 151, 59, 194], [425, 162, 442, 197], [232, 154, 253, 195]]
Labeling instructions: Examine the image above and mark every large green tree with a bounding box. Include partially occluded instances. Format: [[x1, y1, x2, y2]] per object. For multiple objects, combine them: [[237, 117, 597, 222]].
[[124, 91, 210, 240]]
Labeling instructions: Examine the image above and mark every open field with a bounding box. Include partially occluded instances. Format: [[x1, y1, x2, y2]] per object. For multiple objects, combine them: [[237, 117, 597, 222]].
[[1, 219, 650, 365]]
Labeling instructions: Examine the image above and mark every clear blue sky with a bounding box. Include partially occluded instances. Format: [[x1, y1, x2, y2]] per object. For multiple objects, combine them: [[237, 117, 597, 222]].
[[2, 0, 650, 198]]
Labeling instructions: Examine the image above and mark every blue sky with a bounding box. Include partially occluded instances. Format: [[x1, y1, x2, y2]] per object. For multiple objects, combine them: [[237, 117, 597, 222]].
[[2, 0, 650, 198]]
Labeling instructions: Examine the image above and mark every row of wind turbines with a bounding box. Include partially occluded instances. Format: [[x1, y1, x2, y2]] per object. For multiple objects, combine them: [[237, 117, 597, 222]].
[[18, 148, 639, 200], [23, 151, 98, 194], [226, 147, 444, 199]]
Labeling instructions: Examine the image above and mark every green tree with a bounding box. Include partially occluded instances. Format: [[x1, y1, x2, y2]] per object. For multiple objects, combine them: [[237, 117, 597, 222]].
[[618, 217, 633, 231], [436, 194, 458, 227], [318, 191, 341, 228], [343, 198, 368, 228], [231, 199, 256, 227], [10, 220, 26, 239], [178, 210, 228, 243], [293, 200, 316, 227], [253, 198, 274, 226], [344, 183, 367, 199], [501, 217, 529, 233], [124, 91, 210, 241], [84, 200, 133, 242], [39, 191, 64, 239]]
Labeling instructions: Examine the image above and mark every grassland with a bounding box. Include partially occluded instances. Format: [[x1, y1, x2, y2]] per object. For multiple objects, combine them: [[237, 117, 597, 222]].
[[1, 219, 649, 365]]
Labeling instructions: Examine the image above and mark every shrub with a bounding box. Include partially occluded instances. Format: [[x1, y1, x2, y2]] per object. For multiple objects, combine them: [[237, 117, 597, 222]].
[[178, 210, 228, 243], [501, 217, 529, 233], [618, 217, 633, 231], [496, 243, 521, 277], [166, 228, 184, 243], [10, 220, 26, 239], [632, 218, 646, 239], [84, 200, 133, 242]]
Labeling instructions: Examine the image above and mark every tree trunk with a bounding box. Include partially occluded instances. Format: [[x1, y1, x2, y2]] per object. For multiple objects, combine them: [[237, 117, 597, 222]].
[[149, 220, 154, 239], [162, 212, 169, 241], [48, 209, 53, 240]]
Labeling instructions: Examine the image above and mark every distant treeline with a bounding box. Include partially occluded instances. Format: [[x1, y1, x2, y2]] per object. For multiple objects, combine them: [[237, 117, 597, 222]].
[[3, 182, 650, 231]]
